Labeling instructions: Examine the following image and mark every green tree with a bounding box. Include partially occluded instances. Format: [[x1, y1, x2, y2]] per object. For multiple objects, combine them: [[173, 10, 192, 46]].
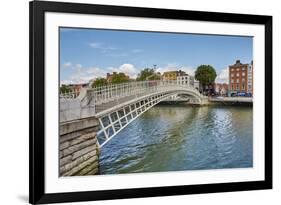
[[195, 65, 217, 91], [111, 73, 130, 84], [136, 68, 160, 81], [92, 78, 107, 87], [60, 84, 71, 93]]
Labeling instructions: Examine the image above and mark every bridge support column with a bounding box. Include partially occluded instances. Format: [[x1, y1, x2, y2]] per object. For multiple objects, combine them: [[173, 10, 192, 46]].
[[59, 117, 100, 176]]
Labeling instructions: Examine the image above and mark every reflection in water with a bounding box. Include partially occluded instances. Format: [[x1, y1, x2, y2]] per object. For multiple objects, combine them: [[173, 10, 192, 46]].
[[99, 105, 253, 174]]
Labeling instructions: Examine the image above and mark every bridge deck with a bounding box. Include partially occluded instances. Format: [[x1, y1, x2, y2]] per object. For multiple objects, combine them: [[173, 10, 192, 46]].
[[95, 92, 148, 114], [60, 80, 205, 148]]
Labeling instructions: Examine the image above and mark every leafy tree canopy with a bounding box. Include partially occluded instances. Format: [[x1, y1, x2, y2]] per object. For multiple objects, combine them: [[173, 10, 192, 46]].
[[136, 68, 160, 81], [111, 72, 130, 84], [60, 84, 71, 93], [92, 77, 107, 87], [195, 65, 217, 87]]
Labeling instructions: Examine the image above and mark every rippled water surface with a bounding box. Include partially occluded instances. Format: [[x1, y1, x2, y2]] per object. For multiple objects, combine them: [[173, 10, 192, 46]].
[[99, 105, 253, 174]]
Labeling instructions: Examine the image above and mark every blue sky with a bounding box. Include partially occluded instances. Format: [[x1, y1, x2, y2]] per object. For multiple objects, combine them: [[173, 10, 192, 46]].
[[60, 27, 253, 84]]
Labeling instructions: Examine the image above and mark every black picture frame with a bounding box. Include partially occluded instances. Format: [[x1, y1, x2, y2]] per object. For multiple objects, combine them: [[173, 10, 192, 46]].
[[29, 0, 272, 204]]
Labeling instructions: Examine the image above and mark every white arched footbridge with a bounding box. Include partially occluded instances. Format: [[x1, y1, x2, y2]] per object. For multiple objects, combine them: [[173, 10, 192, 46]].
[[60, 80, 206, 148]]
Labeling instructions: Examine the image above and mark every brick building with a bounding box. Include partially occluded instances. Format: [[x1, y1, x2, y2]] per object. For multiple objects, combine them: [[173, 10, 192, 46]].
[[228, 60, 253, 96]]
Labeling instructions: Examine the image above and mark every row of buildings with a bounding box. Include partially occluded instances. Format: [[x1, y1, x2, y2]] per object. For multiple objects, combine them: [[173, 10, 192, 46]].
[[202, 60, 254, 97], [62, 60, 254, 97], [159, 59, 254, 97], [162, 70, 200, 90], [162, 70, 229, 96], [211, 60, 254, 96]]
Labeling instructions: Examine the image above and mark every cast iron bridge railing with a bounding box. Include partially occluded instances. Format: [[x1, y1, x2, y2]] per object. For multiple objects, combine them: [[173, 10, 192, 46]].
[[60, 80, 204, 148]]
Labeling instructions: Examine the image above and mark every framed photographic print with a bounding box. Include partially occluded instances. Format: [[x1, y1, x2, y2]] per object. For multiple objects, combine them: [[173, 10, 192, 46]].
[[29, 0, 272, 204]]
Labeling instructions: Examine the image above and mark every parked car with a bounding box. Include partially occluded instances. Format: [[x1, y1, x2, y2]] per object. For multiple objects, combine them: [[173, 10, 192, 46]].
[[232, 92, 252, 97], [237, 92, 246, 97]]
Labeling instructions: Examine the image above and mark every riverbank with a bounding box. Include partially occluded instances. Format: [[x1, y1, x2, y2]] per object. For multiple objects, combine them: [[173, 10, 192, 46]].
[[160, 97, 253, 106], [209, 96, 252, 102]]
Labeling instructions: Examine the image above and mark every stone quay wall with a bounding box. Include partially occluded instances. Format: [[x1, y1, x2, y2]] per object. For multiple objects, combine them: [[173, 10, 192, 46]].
[[59, 117, 100, 176]]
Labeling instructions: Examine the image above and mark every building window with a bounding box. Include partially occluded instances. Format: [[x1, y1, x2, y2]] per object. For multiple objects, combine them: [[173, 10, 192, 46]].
[[236, 73, 239, 77], [242, 83, 245, 90], [232, 85, 234, 90], [236, 84, 239, 90], [242, 78, 245, 82], [231, 79, 234, 83], [236, 68, 240, 71], [242, 72, 245, 76], [236, 79, 239, 83], [242, 67, 245, 70]]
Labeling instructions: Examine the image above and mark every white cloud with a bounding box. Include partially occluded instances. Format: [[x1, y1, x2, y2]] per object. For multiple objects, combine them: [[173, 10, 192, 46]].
[[108, 64, 139, 78], [86, 67, 107, 76], [61, 62, 199, 85], [63, 62, 72, 68], [89, 42, 119, 53], [60, 79, 76, 85], [76, 64, 82, 69], [61, 64, 106, 85], [89, 42, 136, 57], [132, 49, 143, 53], [61, 63, 139, 85], [62, 62, 83, 70], [216, 68, 229, 83], [89, 42, 102, 48], [106, 53, 128, 57], [106, 46, 118, 50]]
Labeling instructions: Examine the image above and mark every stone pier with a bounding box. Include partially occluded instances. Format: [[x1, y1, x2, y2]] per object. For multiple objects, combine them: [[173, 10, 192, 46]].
[[59, 117, 100, 176]]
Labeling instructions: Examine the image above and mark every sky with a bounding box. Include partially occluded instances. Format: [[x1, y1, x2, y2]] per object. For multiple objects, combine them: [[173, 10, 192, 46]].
[[60, 27, 253, 85]]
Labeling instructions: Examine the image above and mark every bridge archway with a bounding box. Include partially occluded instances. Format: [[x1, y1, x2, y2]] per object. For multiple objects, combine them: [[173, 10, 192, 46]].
[[96, 89, 203, 148]]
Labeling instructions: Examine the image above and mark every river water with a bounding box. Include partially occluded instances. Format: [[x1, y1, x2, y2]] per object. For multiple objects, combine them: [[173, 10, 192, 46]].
[[99, 105, 253, 174]]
